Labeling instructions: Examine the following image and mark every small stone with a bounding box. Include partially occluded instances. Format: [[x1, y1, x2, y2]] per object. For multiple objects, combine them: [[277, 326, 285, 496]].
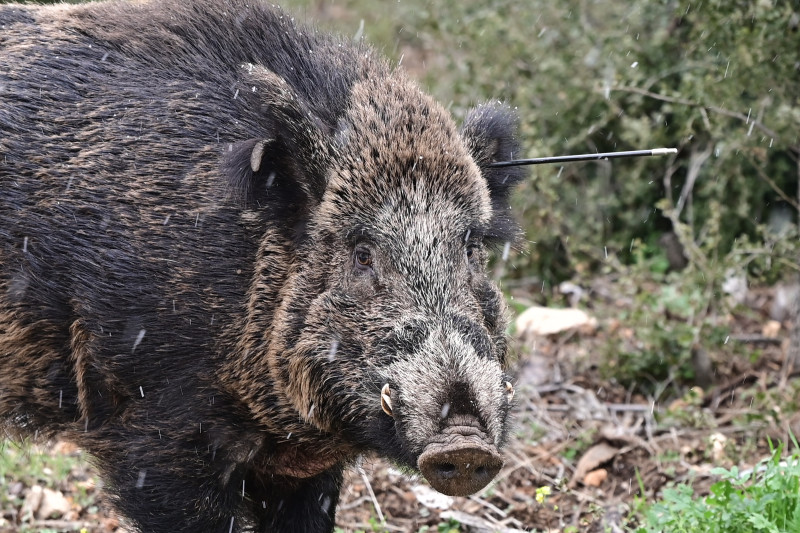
[[20, 485, 43, 521], [516, 306, 598, 337], [762, 320, 781, 338], [36, 488, 71, 520]]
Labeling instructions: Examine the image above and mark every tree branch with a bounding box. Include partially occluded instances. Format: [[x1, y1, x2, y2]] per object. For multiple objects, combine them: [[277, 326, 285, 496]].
[[610, 85, 780, 140], [676, 144, 713, 219], [744, 154, 800, 211]]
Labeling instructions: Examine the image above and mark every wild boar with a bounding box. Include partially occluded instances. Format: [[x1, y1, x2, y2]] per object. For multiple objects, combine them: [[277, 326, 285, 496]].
[[0, 0, 527, 531]]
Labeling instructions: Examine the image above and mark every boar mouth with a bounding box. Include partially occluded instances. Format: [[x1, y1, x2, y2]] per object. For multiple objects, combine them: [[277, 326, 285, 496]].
[[416, 417, 503, 497]]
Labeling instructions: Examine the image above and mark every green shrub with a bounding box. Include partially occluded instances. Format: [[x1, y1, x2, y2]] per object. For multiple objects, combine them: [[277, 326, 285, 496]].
[[637, 440, 800, 533]]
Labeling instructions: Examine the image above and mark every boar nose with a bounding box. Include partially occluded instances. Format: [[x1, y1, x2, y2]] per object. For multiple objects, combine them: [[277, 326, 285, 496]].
[[417, 436, 503, 496]]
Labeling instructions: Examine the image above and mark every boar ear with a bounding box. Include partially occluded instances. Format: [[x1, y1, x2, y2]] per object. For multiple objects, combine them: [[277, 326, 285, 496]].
[[222, 67, 329, 208], [461, 102, 528, 242], [222, 136, 321, 209]]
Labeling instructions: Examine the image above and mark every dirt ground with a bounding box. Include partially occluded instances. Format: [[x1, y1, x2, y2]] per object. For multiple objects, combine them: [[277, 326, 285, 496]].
[[3, 287, 796, 533]]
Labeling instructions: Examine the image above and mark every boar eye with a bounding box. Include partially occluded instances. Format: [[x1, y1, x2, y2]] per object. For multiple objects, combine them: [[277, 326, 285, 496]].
[[354, 248, 373, 270], [465, 244, 479, 260]]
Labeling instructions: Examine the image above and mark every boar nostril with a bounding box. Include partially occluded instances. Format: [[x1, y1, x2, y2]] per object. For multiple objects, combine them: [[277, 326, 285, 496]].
[[436, 462, 457, 479]]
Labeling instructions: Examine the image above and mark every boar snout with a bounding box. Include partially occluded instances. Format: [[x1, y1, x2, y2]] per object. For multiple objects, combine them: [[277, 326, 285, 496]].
[[417, 415, 503, 496], [378, 317, 511, 495]]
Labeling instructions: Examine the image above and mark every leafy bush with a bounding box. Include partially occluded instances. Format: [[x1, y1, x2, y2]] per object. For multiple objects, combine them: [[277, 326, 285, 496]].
[[601, 281, 702, 389]]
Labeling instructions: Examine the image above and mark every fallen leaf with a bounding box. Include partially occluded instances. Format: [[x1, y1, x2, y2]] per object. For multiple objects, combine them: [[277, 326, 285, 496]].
[[569, 442, 620, 488], [582, 468, 608, 487], [52, 440, 79, 455], [20, 485, 43, 522], [440, 510, 530, 533], [668, 398, 688, 411], [709, 432, 728, 462]]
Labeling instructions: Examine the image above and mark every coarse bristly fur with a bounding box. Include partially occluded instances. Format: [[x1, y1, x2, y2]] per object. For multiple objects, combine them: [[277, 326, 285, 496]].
[[0, 0, 528, 531]]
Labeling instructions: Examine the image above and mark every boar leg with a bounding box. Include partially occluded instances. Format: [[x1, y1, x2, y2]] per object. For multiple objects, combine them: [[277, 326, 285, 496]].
[[250, 466, 343, 533], [89, 432, 251, 533]]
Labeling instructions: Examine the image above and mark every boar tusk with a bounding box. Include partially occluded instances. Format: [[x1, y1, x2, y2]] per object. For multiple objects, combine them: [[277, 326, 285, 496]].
[[380, 383, 393, 417], [505, 381, 515, 403]]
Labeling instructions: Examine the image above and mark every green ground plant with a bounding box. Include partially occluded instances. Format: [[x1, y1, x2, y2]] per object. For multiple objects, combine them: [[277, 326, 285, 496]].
[[0, 441, 83, 494], [637, 440, 800, 533], [600, 211, 796, 396], [0, 440, 102, 532]]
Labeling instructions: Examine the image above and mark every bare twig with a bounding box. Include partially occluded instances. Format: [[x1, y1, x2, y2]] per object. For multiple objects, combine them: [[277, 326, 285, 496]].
[[469, 493, 509, 518], [791, 151, 800, 370], [440, 510, 530, 533], [745, 155, 800, 211], [789, 277, 800, 370], [611, 85, 780, 140], [675, 144, 712, 220], [336, 520, 406, 532], [336, 495, 372, 511], [729, 334, 784, 345], [30, 521, 93, 530], [356, 460, 385, 525], [661, 145, 711, 273]]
